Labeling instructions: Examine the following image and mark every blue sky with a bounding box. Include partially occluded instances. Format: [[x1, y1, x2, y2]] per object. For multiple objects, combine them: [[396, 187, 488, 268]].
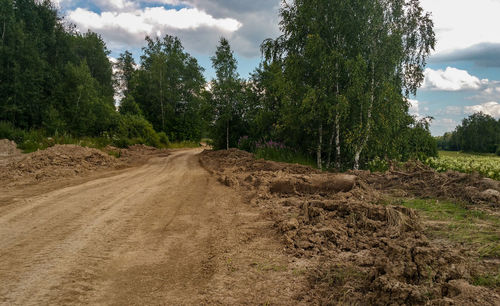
[[54, 0, 500, 136]]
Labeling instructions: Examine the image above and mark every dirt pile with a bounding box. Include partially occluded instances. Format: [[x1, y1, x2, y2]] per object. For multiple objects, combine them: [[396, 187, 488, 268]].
[[0, 139, 21, 157], [0, 145, 122, 184], [355, 161, 500, 206], [199, 149, 499, 305], [0, 139, 22, 166], [104, 144, 169, 164]]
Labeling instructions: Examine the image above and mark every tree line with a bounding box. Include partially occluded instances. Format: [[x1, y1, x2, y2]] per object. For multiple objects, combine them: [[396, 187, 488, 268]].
[[1, 0, 439, 169], [437, 113, 500, 155]]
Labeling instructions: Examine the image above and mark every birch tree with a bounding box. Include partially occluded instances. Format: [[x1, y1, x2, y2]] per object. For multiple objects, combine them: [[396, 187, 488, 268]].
[[261, 0, 435, 169], [210, 38, 241, 150]]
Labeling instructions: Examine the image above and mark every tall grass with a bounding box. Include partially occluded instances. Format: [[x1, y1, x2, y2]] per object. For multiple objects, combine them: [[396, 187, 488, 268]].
[[254, 147, 317, 168]]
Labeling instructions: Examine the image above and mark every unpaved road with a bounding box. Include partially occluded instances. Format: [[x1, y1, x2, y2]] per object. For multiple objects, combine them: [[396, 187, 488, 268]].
[[0, 149, 304, 305]]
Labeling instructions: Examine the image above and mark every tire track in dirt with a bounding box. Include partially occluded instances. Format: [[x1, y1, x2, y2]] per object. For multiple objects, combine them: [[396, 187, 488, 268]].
[[0, 149, 305, 305]]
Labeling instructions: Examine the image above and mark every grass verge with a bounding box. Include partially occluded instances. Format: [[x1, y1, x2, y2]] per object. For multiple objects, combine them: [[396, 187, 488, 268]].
[[398, 198, 500, 289], [400, 199, 499, 258], [255, 147, 317, 168]]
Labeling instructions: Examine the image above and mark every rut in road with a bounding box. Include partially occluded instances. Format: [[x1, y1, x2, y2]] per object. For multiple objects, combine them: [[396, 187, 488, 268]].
[[0, 149, 304, 305]]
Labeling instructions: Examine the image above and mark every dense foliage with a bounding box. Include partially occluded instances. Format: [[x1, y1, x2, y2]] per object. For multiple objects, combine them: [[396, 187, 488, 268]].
[[437, 113, 500, 154], [1, 0, 439, 169], [0, 0, 204, 148], [209, 0, 437, 169], [129, 36, 207, 142], [0, 0, 116, 135]]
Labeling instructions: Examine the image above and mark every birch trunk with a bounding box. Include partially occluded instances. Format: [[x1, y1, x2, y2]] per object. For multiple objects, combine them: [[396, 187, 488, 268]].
[[226, 120, 229, 150], [159, 67, 165, 131], [326, 124, 335, 168], [317, 123, 323, 169], [1, 21, 5, 44], [354, 62, 375, 170], [335, 112, 341, 169], [334, 69, 341, 170]]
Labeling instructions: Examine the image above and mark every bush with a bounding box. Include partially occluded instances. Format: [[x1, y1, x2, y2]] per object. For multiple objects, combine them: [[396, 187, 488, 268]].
[[237, 136, 254, 152], [0, 121, 26, 143], [17, 130, 47, 152], [158, 132, 170, 147], [116, 115, 160, 147], [496, 145, 500, 157], [367, 157, 389, 173], [254, 140, 316, 168]]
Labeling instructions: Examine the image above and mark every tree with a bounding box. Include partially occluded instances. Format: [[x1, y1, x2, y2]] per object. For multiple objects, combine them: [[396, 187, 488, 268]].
[[115, 50, 136, 99], [131, 35, 206, 141], [261, 0, 435, 169], [73, 31, 115, 104], [119, 95, 142, 116], [455, 113, 500, 153], [210, 38, 243, 150]]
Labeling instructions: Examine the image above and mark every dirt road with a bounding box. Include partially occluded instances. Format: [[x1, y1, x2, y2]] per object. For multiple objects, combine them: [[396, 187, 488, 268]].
[[0, 149, 304, 305]]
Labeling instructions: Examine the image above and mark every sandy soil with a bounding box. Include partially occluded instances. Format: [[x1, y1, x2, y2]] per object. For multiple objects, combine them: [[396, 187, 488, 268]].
[[199, 149, 500, 305], [0, 149, 306, 305]]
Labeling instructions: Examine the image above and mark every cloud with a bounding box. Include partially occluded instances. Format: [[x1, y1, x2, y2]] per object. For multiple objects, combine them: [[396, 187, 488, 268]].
[[63, 0, 281, 57], [408, 99, 420, 117], [421, 0, 500, 55], [464, 102, 500, 118], [68, 7, 241, 32], [445, 106, 462, 115], [158, 0, 282, 57], [67, 6, 242, 50], [466, 80, 500, 102], [430, 43, 500, 67], [431, 118, 459, 135], [422, 67, 488, 91], [93, 0, 135, 11]]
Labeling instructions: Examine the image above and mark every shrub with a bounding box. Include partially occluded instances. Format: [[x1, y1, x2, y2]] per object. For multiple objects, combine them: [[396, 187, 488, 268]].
[[113, 137, 132, 149], [254, 139, 316, 168], [237, 136, 254, 152], [158, 132, 170, 147], [18, 129, 48, 153], [496, 145, 500, 157], [367, 157, 389, 173], [0, 121, 26, 143], [116, 115, 160, 147]]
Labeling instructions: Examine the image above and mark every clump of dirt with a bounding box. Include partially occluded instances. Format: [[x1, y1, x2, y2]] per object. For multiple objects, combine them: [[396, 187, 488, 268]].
[[0, 139, 23, 167], [355, 161, 500, 206], [0, 145, 122, 185], [0, 139, 21, 157], [104, 144, 169, 165], [199, 149, 500, 305], [0, 144, 170, 187]]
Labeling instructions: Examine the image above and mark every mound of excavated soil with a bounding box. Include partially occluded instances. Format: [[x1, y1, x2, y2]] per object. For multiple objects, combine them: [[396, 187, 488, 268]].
[[354, 161, 500, 206], [104, 145, 170, 164], [0, 139, 22, 167], [0, 145, 122, 184], [0, 139, 21, 157], [199, 149, 500, 305]]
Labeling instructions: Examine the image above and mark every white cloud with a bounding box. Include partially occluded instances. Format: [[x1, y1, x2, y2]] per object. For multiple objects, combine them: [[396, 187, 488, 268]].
[[93, 0, 135, 11], [421, 0, 500, 55], [422, 67, 487, 91], [408, 99, 420, 117], [68, 7, 241, 33], [445, 106, 462, 115], [464, 102, 500, 118], [431, 118, 459, 135]]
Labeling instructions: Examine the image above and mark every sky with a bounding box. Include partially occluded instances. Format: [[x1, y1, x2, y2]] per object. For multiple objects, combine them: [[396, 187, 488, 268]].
[[53, 0, 500, 136]]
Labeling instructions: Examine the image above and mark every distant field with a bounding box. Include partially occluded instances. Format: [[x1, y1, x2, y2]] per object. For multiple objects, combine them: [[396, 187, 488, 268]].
[[426, 151, 500, 180]]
